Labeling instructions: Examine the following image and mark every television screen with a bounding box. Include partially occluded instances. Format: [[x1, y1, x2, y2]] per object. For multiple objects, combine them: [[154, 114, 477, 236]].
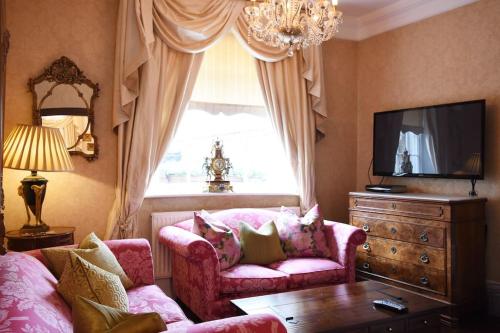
[[373, 100, 485, 179]]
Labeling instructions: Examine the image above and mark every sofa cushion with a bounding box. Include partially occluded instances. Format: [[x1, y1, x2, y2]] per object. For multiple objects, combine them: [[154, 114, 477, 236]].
[[269, 258, 346, 289], [0, 252, 72, 332], [192, 210, 242, 270], [128, 285, 192, 325], [57, 252, 129, 311], [277, 205, 331, 258], [220, 264, 288, 294], [239, 221, 287, 265], [42, 232, 133, 289], [72, 296, 167, 333]]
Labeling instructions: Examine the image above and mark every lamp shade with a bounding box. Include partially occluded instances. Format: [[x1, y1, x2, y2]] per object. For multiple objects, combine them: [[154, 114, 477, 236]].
[[3, 124, 74, 172]]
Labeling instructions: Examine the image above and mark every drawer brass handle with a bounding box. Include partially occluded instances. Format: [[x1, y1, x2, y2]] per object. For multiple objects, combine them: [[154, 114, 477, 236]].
[[420, 232, 429, 242], [362, 224, 370, 232], [363, 262, 370, 270], [391, 203, 397, 209], [362, 243, 371, 251], [387, 327, 393, 332], [390, 246, 397, 254], [420, 253, 430, 264], [423, 320, 428, 325], [420, 276, 429, 285], [390, 227, 397, 234]]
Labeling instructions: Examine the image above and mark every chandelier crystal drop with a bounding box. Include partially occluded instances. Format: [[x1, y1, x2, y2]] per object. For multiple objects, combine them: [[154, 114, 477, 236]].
[[245, 0, 343, 57]]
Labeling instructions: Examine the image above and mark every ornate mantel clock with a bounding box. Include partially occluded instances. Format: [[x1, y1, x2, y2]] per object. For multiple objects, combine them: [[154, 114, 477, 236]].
[[203, 140, 233, 193]]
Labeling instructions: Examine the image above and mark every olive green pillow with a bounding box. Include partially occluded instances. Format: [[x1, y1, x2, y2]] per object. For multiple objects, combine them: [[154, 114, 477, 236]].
[[239, 221, 287, 265], [73, 296, 166, 333], [57, 252, 129, 311], [42, 232, 133, 289]]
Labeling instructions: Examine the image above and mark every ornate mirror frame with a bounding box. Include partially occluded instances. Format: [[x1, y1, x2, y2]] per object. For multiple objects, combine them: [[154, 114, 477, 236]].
[[28, 56, 100, 161]]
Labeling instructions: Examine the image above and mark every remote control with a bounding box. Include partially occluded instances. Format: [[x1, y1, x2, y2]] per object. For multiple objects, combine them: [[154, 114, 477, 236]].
[[373, 299, 408, 313]]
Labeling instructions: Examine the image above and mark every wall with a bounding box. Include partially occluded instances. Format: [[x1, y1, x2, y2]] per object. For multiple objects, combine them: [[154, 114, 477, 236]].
[[317, 39, 358, 223], [356, 0, 500, 281], [4, 0, 119, 241], [7, 0, 497, 286], [3, 0, 354, 246]]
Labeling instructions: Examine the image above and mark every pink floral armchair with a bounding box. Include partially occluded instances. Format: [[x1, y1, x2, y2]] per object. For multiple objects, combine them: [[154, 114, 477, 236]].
[[159, 208, 367, 321]]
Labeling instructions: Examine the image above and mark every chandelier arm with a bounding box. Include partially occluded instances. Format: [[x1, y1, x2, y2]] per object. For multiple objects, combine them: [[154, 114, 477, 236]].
[[292, 1, 303, 28], [246, 0, 342, 55]]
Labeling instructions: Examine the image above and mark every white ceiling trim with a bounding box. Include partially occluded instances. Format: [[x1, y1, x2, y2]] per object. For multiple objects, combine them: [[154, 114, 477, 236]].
[[336, 0, 479, 41]]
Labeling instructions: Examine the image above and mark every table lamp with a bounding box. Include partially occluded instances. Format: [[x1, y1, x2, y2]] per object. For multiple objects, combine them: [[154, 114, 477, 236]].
[[3, 124, 74, 233], [463, 152, 481, 197]]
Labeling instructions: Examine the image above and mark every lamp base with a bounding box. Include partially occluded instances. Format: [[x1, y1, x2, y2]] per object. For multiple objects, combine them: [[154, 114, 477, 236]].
[[19, 171, 50, 234], [20, 222, 50, 234]]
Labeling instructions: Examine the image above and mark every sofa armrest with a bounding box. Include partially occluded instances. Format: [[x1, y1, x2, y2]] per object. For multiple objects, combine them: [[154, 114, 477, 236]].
[[159, 226, 219, 268], [324, 221, 367, 282], [159, 226, 221, 315], [105, 238, 155, 286], [167, 314, 287, 333]]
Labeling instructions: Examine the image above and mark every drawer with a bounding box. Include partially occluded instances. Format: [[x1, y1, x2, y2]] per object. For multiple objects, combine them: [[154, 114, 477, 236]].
[[351, 216, 445, 248], [407, 313, 440, 332], [351, 198, 449, 221], [360, 236, 445, 270], [369, 319, 405, 333], [357, 253, 446, 294]]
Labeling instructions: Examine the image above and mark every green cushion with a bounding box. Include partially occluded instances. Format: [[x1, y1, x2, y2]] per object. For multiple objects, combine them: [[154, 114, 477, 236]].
[[72, 296, 167, 333], [42, 232, 133, 289], [57, 252, 129, 311], [239, 221, 287, 265]]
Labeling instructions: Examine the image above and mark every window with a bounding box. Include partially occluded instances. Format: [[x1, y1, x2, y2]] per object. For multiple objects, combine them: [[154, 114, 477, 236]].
[[395, 131, 438, 175], [146, 35, 296, 196]]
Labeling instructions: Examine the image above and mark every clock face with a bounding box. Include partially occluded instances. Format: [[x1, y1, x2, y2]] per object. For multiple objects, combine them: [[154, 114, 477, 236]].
[[212, 158, 226, 172]]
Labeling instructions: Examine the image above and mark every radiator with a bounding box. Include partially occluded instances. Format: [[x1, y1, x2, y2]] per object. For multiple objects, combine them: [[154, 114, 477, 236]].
[[151, 206, 299, 279], [151, 210, 195, 279]]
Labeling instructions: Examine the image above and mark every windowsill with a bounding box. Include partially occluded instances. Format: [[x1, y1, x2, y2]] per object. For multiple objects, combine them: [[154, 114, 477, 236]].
[[144, 192, 299, 199]]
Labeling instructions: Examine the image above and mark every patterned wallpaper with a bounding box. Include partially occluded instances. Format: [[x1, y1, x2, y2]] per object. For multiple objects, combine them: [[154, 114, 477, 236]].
[[356, 0, 500, 281], [4, 0, 119, 241]]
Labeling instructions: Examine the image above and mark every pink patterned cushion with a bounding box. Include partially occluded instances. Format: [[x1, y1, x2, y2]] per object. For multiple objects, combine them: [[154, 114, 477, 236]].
[[269, 258, 346, 289], [192, 210, 241, 270], [0, 252, 72, 332], [277, 205, 331, 258], [219, 264, 288, 294], [128, 285, 191, 325]]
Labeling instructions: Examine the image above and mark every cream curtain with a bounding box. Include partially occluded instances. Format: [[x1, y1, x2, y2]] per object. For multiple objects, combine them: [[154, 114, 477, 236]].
[[108, 0, 328, 238], [107, 0, 244, 238], [255, 55, 317, 212]]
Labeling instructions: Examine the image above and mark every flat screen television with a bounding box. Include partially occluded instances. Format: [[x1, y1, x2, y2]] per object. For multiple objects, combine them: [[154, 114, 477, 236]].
[[373, 99, 485, 179]]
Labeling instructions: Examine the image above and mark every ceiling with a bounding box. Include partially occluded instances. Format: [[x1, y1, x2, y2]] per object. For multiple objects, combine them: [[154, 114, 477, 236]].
[[337, 0, 396, 17], [335, 0, 479, 40]]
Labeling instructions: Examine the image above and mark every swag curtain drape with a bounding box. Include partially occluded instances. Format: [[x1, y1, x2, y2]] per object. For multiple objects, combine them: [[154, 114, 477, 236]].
[[108, 0, 328, 238]]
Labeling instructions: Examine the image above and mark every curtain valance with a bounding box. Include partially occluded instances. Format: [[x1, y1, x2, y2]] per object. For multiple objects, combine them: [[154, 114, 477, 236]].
[[113, 0, 327, 130]]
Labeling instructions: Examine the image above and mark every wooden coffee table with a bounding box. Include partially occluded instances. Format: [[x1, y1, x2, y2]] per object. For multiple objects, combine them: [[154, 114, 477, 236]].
[[231, 281, 448, 333]]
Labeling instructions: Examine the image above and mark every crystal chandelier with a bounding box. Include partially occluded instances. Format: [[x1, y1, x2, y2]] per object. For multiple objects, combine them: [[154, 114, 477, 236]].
[[245, 0, 343, 56]]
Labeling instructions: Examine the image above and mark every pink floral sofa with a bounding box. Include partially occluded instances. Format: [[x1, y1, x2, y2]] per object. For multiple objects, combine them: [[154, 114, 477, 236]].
[[159, 208, 367, 321], [0, 238, 286, 333]]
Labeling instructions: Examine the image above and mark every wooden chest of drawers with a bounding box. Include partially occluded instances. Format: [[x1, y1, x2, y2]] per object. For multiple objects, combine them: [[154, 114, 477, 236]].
[[349, 192, 487, 326]]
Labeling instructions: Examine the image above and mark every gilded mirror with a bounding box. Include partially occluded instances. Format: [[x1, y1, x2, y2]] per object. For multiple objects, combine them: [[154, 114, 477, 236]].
[[29, 56, 99, 160]]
